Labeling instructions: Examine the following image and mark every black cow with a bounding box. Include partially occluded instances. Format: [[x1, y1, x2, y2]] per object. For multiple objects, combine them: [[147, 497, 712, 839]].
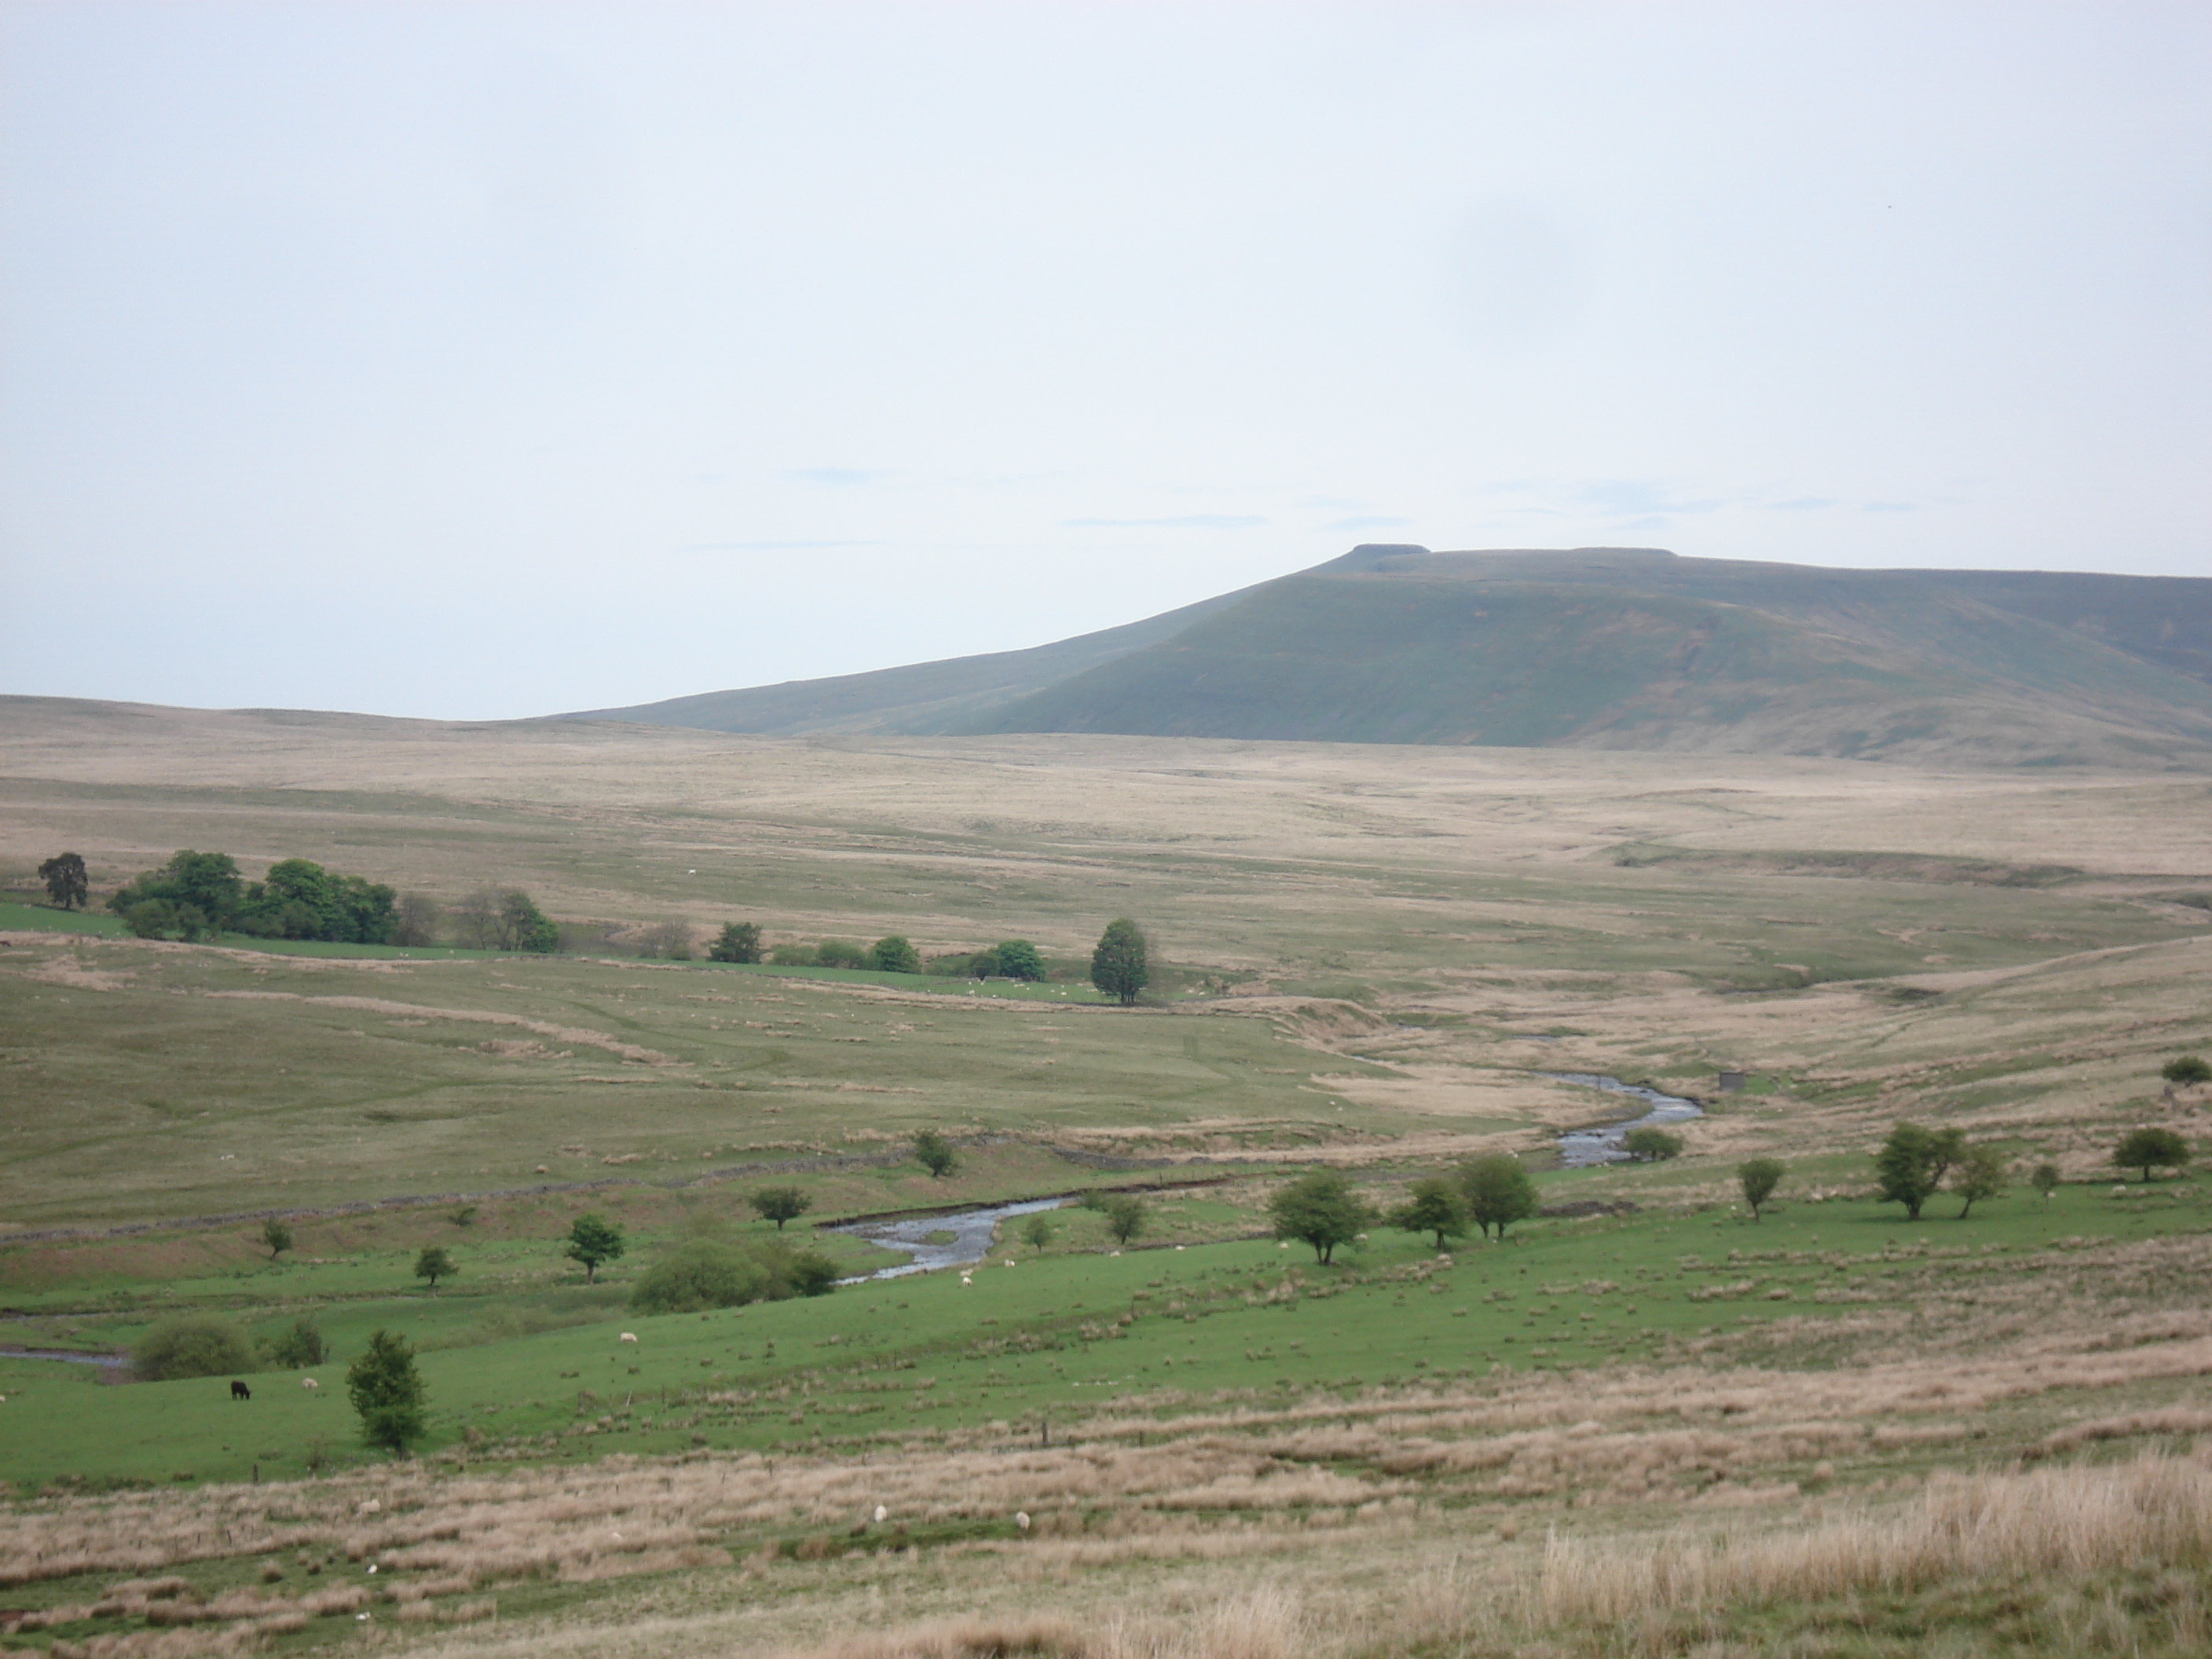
[[230, 1380, 251, 1401]]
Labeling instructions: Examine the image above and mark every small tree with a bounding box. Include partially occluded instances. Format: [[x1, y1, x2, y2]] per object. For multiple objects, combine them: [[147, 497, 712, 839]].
[[1457, 1155, 1540, 1240], [1021, 1214, 1054, 1251], [38, 852, 89, 910], [815, 939, 868, 969], [413, 1246, 456, 1291], [262, 1317, 328, 1369], [262, 1218, 294, 1260], [2115, 1126, 2190, 1183], [994, 939, 1046, 982], [2031, 1162, 2061, 1199], [1103, 1196, 1147, 1245], [2163, 1056, 2211, 1090], [1268, 1170, 1374, 1264], [134, 1315, 254, 1380], [749, 1185, 812, 1230], [635, 920, 693, 959], [709, 922, 763, 964], [565, 1214, 626, 1283], [1622, 1126, 1683, 1162], [1873, 1122, 1964, 1221], [1389, 1175, 1467, 1250], [1952, 1144, 2008, 1218], [392, 892, 441, 947], [1090, 919, 1149, 1005], [1737, 1158, 1785, 1221], [347, 1329, 427, 1452], [914, 1130, 958, 1179], [870, 936, 922, 974]]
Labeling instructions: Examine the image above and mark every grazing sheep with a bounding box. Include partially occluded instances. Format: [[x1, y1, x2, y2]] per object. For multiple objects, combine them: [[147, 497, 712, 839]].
[[230, 1380, 251, 1401], [619, 1332, 639, 1343], [873, 1505, 888, 1524], [1015, 1511, 1031, 1532], [302, 1377, 318, 1390]]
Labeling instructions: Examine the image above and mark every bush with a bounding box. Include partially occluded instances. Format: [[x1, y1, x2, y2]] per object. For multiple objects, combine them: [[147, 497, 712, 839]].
[[262, 1317, 328, 1369], [815, 939, 868, 969], [914, 1130, 958, 1179], [134, 1316, 255, 1380], [2163, 1056, 2212, 1089], [628, 1240, 839, 1314], [709, 922, 763, 964], [993, 939, 1046, 981], [1738, 1157, 1785, 1220], [1622, 1126, 1682, 1162], [870, 935, 922, 973], [1103, 1196, 1147, 1245], [768, 943, 816, 965]]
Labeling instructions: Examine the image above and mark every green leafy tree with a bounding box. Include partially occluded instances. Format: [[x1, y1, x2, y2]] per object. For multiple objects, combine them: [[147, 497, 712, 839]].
[[564, 1214, 626, 1283], [1021, 1214, 1054, 1251], [1103, 1196, 1148, 1245], [1952, 1144, 2008, 1218], [2115, 1126, 2190, 1183], [628, 1239, 838, 1313], [38, 852, 88, 910], [709, 922, 763, 964], [261, 1218, 294, 1260], [1456, 1155, 1540, 1240], [392, 892, 441, 947], [1268, 1170, 1374, 1264], [1737, 1158, 1785, 1221], [2163, 1056, 2211, 1089], [1389, 1175, 1467, 1250], [870, 935, 922, 974], [914, 1130, 958, 1179], [121, 897, 213, 941], [965, 947, 1002, 979], [133, 1315, 254, 1380], [413, 1246, 457, 1291], [815, 939, 868, 968], [1622, 1126, 1683, 1162], [2031, 1162, 2061, 1199], [262, 1317, 328, 1369], [347, 1329, 427, 1452], [1873, 1122, 1964, 1221], [993, 939, 1046, 982], [749, 1185, 812, 1230], [497, 890, 559, 954], [109, 851, 242, 932], [1090, 918, 1149, 1005]]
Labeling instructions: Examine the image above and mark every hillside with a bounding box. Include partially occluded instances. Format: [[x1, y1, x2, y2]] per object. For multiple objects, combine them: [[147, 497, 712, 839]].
[[567, 546, 2212, 767]]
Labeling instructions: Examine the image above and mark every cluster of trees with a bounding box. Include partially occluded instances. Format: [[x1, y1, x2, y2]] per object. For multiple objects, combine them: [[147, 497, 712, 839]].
[[103, 850, 403, 944], [132, 1311, 328, 1379], [630, 1237, 839, 1313], [1262, 1157, 1543, 1264], [1873, 1123, 2010, 1219]]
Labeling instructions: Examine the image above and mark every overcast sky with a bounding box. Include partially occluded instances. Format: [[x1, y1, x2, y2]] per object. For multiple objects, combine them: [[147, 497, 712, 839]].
[[3, 2, 2207, 720]]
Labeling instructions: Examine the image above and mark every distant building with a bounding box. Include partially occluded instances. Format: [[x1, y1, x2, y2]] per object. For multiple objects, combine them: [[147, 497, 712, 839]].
[[1716, 1069, 1746, 1094]]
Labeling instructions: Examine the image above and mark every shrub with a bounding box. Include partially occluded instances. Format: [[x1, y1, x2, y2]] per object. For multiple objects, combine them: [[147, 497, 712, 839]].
[[815, 939, 869, 969], [2031, 1162, 2061, 1198], [2163, 1056, 2211, 1089], [1622, 1126, 1682, 1162], [768, 943, 816, 965], [993, 939, 1046, 981], [914, 1130, 958, 1179], [1738, 1157, 1785, 1220], [709, 922, 763, 964], [134, 1317, 254, 1380], [870, 935, 923, 974], [628, 1240, 838, 1314], [1103, 1196, 1147, 1245], [262, 1317, 328, 1369]]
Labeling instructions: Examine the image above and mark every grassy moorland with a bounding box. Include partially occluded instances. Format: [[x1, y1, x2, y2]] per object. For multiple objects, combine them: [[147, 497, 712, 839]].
[[2, 699, 2212, 1655]]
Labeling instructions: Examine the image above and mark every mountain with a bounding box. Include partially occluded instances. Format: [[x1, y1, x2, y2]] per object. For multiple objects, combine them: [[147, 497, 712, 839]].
[[562, 546, 2212, 768]]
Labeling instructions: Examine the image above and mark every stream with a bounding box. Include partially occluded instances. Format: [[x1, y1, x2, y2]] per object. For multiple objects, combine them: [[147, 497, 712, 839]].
[[830, 1196, 1071, 1281], [1547, 1073, 1704, 1167]]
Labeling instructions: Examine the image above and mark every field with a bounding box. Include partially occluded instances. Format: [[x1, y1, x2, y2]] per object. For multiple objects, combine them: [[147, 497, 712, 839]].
[[2, 697, 2211, 1655]]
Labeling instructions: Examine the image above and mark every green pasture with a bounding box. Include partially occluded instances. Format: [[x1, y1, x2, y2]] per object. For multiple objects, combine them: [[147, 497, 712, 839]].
[[5, 1170, 2207, 1493]]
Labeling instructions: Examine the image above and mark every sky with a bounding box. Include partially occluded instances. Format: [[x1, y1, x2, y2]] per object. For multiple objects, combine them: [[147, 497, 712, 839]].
[[2, 1, 2207, 721]]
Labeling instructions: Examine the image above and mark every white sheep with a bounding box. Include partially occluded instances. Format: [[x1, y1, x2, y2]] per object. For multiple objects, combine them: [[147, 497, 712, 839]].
[[1015, 1511, 1031, 1532], [873, 1504, 888, 1524], [301, 1377, 318, 1390], [620, 1332, 639, 1344]]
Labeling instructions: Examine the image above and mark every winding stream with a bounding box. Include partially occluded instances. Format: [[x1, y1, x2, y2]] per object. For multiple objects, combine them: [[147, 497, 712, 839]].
[[830, 1196, 1070, 1280], [1547, 1073, 1704, 1167]]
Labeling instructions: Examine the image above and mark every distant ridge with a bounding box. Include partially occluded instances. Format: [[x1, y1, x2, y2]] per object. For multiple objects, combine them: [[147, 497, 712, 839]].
[[560, 547, 2212, 769]]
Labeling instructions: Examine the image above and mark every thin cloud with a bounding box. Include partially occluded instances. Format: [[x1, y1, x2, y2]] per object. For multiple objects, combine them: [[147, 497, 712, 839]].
[[1864, 500, 1921, 513], [1765, 497, 1837, 511], [783, 467, 886, 488], [683, 539, 884, 551], [1060, 515, 1267, 529], [1326, 515, 1414, 532]]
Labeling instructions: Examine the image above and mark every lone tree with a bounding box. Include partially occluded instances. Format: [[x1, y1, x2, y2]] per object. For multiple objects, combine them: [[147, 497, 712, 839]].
[[1020, 1214, 1054, 1251], [1103, 1196, 1148, 1246], [38, 852, 89, 910], [413, 1246, 456, 1291], [1090, 918, 1149, 1005], [564, 1213, 626, 1283], [1268, 1169, 1374, 1264], [261, 1218, 294, 1260], [2031, 1162, 2061, 1199], [2115, 1126, 2191, 1183], [347, 1329, 427, 1452], [2163, 1055, 2212, 1090], [749, 1185, 812, 1230], [914, 1130, 958, 1179], [1622, 1126, 1683, 1162], [1873, 1122, 1964, 1221], [1456, 1155, 1540, 1240], [994, 939, 1046, 982], [1952, 1143, 2008, 1218], [1738, 1158, 1785, 1221], [1389, 1175, 1467, 1250], [870, 935, 922, 974], [708, 921, 763, 964]]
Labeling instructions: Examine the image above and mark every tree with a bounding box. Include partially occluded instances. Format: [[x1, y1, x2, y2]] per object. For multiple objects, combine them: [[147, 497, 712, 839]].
[[1389, 1175, 1467, 1250], [496, 890, 559, 953], [749, 1185, 812, 1230], [1622, 1126, 1683, 1162], [262, 1317, 327, 1369], [815, 939, 868, 969], [628, 1239, 839, 1313], [2115, 1126, 2190, 1183], [1873, 1122, 1964, 1221], [635, 920, 693, 959], [2163, 1056, 2211, 1089], [109, 851, 242, 932], [565, 1214, 627, 1283], [38, 852, 88, 910], [2031, 1162, 2061, 1199], [914, 1130, 958, 1179], [994, 939, 1046, 982], [1103, 1196, 1147, 1245], [392, 892, 441, 948], [965, 947, 1002, 979], [133, 1315, 254, 1380], [1090, 919, 1149, 1005], [870, 935, 922, 974], [121, 897, 212, 941], [346, 1329, 427, 1452], [709, 922, 763, 964], [1737, 1158, 1785, 1221], [1456, 1155, 1540, 1240], [262, 1218, 294, 1260], [1021, 1214, 1054, 1251], [414, 1246, 457, 1291], [1268, 1170, 1374, 1264], [1952, 1144, 2008, 1218]]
